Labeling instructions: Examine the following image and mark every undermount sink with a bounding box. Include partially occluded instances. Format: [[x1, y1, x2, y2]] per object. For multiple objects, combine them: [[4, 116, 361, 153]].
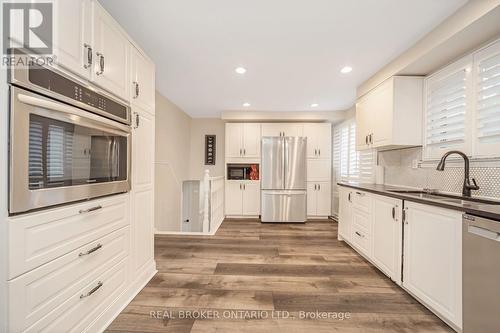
[[387, 190, 500, 205]]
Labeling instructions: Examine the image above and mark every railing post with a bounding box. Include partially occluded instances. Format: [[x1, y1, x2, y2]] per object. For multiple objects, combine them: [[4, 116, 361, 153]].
[[203, 169, 210, 233]]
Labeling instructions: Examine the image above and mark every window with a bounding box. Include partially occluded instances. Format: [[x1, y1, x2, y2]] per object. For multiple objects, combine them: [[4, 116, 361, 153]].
[[333, 119, 375, 184], [423, 38, 500, 160], [423, 55, 472, 159]]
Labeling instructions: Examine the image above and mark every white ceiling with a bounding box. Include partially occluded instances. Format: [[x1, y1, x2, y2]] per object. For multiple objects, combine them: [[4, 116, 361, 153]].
[[100, 0, 467, 117]]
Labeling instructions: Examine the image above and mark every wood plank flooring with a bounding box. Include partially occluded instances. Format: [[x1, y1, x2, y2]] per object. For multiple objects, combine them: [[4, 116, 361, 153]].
[[106, 219, 453, 332]]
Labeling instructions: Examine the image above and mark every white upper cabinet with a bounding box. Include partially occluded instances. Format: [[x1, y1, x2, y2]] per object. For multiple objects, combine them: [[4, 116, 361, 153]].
[[423, 56, 473, 160], [261, 123, 303, 137], [53, 0, 92, 79], [473, 40, 500, 158], [130, 46, 156, 112], [92, 1, 129, 101], [225, 123, 261, 159], [303, 123, 331, 159], [356, 76, 423, 151]]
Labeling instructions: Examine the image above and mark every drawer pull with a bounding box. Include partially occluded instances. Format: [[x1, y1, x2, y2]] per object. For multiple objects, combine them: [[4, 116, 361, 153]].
[[80, 281, 103, 299], [78, 243, 102, 257], [79, 205, 103, 214], [355, 231, 364, 238], [356, 191, 365, 196]]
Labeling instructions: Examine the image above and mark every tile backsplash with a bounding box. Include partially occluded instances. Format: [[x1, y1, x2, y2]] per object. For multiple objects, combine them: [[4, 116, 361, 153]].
[[378, 147, 500, 199]]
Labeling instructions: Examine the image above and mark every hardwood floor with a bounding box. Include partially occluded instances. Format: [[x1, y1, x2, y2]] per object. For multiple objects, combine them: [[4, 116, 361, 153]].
[[106, 219, 453, 332]]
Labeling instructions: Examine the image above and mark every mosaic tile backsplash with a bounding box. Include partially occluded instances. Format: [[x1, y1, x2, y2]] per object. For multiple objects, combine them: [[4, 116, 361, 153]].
[[378, 147, 500, 200]]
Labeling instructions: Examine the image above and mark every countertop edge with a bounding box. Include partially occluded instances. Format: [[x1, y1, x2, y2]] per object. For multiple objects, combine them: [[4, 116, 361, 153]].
[[337, 182, 500, 221]]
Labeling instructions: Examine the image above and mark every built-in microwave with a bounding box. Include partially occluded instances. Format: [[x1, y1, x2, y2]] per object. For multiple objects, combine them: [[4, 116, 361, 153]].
[[227, 164, 259, 180], [8, 63, 131, 214]]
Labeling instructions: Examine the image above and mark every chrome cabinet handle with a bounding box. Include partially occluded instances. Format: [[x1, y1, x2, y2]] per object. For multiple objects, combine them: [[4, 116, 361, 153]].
[[314, 184, 317, 190], [244, 184, 246, 190], [79, 243, 102, 257], [96, 52, 104, 75], [318, 149, 321, 156], [365, 135, 368, 145], [243, 148, 246, 155], [132, 81, 139, 99], [239, 183, 242, 190], [79, 205, 102, 214], [355, 231, 364, 238], [84, 43, 92, 69], [134, 113, 140, 129], [392, 206, 396, 220], [314, 149, 317, 156], [239, 148, 242, 156], [318, 184, 321, 190], [80, 281, 103, 299], [370, 134, 373, 144], [356, 191, 365, 196], [348, 193, 351, 202]]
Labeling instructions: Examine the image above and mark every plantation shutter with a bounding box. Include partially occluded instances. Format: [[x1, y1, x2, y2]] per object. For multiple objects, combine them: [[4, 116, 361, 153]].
[[333, 119, 375, 183], [474, 40, 500, 157], [424, 56, 471, 159]]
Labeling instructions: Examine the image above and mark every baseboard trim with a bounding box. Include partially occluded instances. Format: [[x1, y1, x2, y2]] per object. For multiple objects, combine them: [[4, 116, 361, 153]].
[[86, 260, 157, 333]]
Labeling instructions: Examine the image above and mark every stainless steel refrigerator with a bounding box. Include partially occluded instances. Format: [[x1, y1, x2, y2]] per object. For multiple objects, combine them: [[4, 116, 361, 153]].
[[261, 137, 307, 223]]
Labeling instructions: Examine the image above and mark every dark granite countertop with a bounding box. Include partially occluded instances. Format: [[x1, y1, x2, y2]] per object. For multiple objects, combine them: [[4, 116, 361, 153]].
[[338, 182, 500, 222]]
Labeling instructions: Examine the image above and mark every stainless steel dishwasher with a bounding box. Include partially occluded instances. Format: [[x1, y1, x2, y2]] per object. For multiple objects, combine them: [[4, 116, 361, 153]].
[[463, 214, 500, 333]]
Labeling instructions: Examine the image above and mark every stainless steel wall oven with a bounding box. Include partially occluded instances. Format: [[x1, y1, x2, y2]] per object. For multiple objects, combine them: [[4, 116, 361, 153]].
[[9, 64, 131, 214]]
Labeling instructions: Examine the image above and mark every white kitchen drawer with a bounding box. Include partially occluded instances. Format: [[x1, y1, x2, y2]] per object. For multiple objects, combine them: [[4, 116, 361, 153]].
[[352, 190, 372, 214], [352, 209, 372, 234], [351, 223, 371, 257], [8, 194, 130, 279], [306, 159, 331, 181], [8, 227, 129, 333]]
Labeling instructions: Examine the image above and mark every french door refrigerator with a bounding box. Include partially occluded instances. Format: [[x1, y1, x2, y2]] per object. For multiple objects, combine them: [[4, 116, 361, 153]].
[[261, 137, 307, 223]]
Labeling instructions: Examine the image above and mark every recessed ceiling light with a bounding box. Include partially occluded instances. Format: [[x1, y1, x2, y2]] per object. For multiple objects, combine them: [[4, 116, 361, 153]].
[[340, 66, 352, 74], [311, 103, 319, 108], [235, 67, 247, 74], [243, 102, 251, 107]]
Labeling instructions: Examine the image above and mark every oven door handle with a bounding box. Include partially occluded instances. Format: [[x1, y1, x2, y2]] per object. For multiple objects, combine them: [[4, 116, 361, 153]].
[[17, 93, 131, 135]]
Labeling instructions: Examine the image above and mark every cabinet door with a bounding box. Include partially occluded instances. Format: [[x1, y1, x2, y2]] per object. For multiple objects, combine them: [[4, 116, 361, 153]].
[[225, 182, 243, 215], [53, 0, 92, 79], [307, 159, 331, 181], [261, 123, 303, 137], [132, 188, 154, 273], [242, 182, 260, 215], [282, 124, 303, 137], [303, 124, 318, 158], [225, 123, 243, 158], [307, 182, 317, 216], [338, 187, 352, 241], [370, 79, 393, 147], [92, 2, 129, 100], [261, 124, 283, 137], [356, 96, 371, 150], [403, 203, 462, 328], [242, 124, 261, 158], [315, 123, 331, 159], [372, 195, 402, 284], [132, 107, 155, 189], [130, 46, 155, 111], [316, 182, 331, 216]]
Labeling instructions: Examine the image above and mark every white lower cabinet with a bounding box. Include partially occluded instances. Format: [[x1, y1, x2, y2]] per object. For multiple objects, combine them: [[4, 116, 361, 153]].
[[372, 195, 402, 285], [225, 181, 260, 216], [337, 186, 462, 331], [307, 182, 331, 217], [338, 187, 353, 241], [402, 202, 462, 330], [8, 227, 129, 333]]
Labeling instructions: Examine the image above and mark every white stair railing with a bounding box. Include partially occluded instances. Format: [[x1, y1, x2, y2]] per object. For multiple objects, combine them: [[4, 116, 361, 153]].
[[202, 170, 225, 233]]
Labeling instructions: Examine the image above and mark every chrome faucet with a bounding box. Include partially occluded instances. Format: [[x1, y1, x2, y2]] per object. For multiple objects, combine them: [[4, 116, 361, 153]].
[[436, 150, 479, 197]]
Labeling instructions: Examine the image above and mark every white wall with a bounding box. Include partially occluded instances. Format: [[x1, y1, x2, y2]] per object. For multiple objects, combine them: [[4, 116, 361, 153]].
[[155, 92, 192, 232]]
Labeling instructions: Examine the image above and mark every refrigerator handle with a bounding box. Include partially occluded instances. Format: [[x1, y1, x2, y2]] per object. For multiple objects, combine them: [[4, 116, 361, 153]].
[[283, 137, 288, 189]]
